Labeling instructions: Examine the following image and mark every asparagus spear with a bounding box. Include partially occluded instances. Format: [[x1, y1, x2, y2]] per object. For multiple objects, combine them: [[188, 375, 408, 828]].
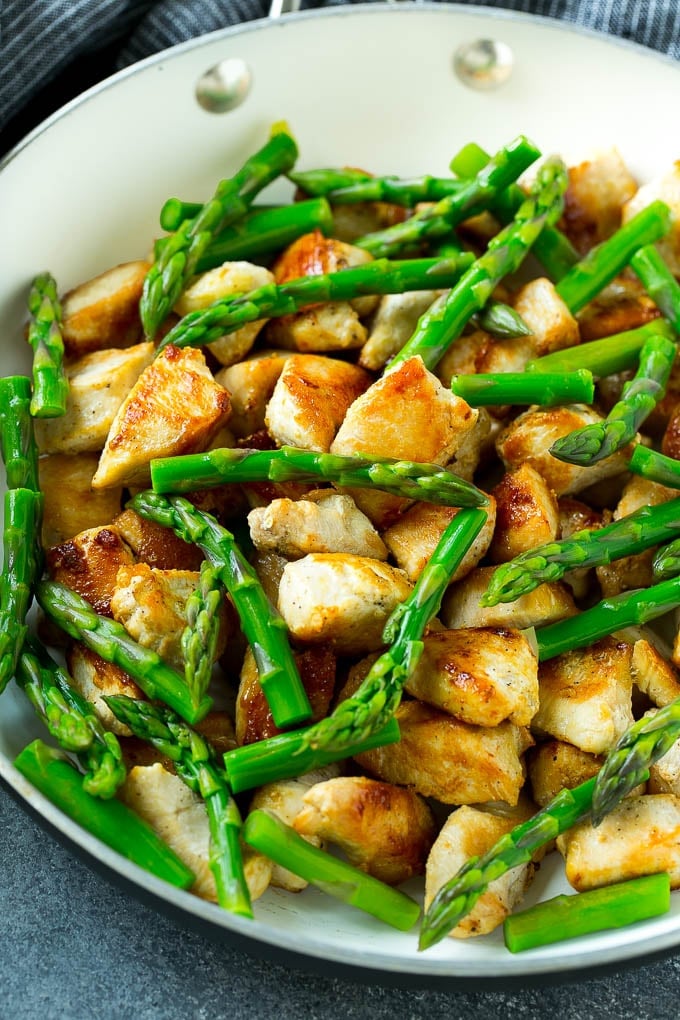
[[128, 491, 312, 729], [25, 272, 68, 418], [105, 695, 252, 917], [243, 809, 420, 931], [534, 575, 680, 662], [419, 776, 597, 949], [555, 200, 672, 314], [151, 445, 488, 508], [0, 487, 43, 696], [483, 496, 680, 606], [141, 125, 299, 338], [155, 199, 334, 271], [652, 538, 680, 581], [450, 369, 594, 407], [475, 301, 532, 339], [223, 717, 401, 794], [160, 199, 204, 231], [504, 873, 671, 953], [526, 319, 675, 377], [156, 254, 474, 354], [550, 332, 676, 465], [388, 156, 569, 372], [35, 579, 212, 725], [289, 168, 466, 205], [628, 444, 680, 489], [0, 375, 40, 491], [354, 136, 541, 258], [181, 561, 223, 708], [17, 636, 126, 799], [630, 244, 680, 332], [295, 507, 488, 754], [14, 739, 195, 889]]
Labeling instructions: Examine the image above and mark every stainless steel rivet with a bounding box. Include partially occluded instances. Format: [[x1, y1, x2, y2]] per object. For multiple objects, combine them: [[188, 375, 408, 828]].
[[453, 39, 514, 91], [195, 58, 252, 113]]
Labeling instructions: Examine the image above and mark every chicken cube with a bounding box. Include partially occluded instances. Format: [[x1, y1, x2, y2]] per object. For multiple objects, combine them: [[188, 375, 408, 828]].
[[60, 260, 150, 356], [404, 626, 539, 727], [382, 500, 496, 584], [265, 354, 371, 452], [512, 277, 580, 357], [623, 162, 680, 275], [215, 351, 292, 437], [563, 148, 638, 253], [436, 329, 536, 388], [527, 740, 604, 807], [557, 497, 603, 598], [534, 638, 635, 755], [247, 491, 388, 561], [294, 776, 437, 885], [39, 454, 123, 547], [277, 553, 412, 655], [489, 463, 559, 564], [359, 290, 444, 372], [92, 345, 230, 489], [111, 509, 204, 571], [441, 567, 576, 631], [34, 342, 155, 455], [46, 525, 135, 616], [648, 715, 680, 795], [67, 644, 142, 735], [633, 638, 680, 706]]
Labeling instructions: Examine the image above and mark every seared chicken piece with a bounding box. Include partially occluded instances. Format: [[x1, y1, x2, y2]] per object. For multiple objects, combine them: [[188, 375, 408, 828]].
[[632, 638, 680, 705], [39, 453, 123, 547], [558, 794, 680, 890], [577, 279, 660, 343], [120, 763, 271, 902], [425, 803, 537, 937], [247, 491, 388, 561], [534, 638, 635, 755], [325, 198, 406, 245], [112, 508, 204, 571], [331, 356, 478, 527], [496, 404, 631, 496], [265, 353, 371, 451], [446, 406, 493, 481], [47, 525, 135, 615], [277, 553, 412, 655], [174, 261, 274, 367], [383, 500, 496, 584], [249, 766, 340, 891], [662, 401, 680, 460], [92, 345, 230, 489], [294, 776, 437, 884], [512, 277, 580, 357], [404, 626, 539, 727], [441, 566, 576, 631], [557, 497, 603, 598], [67, 644, 142, 735], [623, 161, 680, 274], [354, 700, 532, 806], [34, 342, 155, 455], [437, 329, 536, 390], [646, 710, 680, 795], [235, 644, 336, 746], [489, 463, 559, 564], [250, 548, 288, 607], [359, 290, 444, 371], [215, 351, 292, 437], [527, 740, 604, 807], [60, 260, 150, 356], [563, 148, 638, 254]]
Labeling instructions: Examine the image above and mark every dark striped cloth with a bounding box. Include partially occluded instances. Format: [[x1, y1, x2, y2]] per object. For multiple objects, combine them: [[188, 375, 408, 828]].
[[1, 0, 679, 143]]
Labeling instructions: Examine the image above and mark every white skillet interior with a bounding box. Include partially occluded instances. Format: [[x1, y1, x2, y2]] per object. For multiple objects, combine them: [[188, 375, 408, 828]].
[[2, 3, 680, 981]]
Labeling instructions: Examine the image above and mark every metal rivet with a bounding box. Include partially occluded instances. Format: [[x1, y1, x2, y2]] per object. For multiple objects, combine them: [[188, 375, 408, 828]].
[[453, 39, 514, 91], [195, 58, 252, 113]]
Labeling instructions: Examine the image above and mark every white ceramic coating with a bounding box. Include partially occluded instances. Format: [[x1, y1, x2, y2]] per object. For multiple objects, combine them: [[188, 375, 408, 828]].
[[2, 3, 680, 983]]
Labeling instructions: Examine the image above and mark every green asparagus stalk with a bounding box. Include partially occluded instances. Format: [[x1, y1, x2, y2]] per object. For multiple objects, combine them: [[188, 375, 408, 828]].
[[483, 497, 680, 606], [591, 697, 680, 824], [652, 537, 680, 580], [156, 254, 474, 353], [222, 717, 401, 794], [25, 272, 68, 418], [450, 369, 594, 407], [35, 579, 212, 725], [550, 332, 676, 465], [475, 301, 532, 339], [419, 776, 598, 949], [504, 873, 671, 953], [141, 125, 299, 338], [534, 575, 680, 662], [630, 244, 680, 332], [14, 739, 195, 889], [0, 487, 43, 695], [449, 140, 580, 281], [150, 445, 488, 508], [354, 136, 540, 258], [16, 636, 126, 799], [181, 561, 223, 708], [295, 507, 488, 754], [155, 199, 334, 271], [160, 199, 204, 231], [628, 444, 680, 489], [0, 375, 40, 491], [388, 156, 569, 373], [289, 168, 466, 205], [105, 695, 252, 917], [128, 491, 312, 729], [526, 319, 676, 377], [243, 809, 420, 931], [555, 200, 672, 314]]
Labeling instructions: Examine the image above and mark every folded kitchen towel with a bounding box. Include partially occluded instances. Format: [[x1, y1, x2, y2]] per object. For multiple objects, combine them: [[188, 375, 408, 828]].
[[1, 0, 679, 146]]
